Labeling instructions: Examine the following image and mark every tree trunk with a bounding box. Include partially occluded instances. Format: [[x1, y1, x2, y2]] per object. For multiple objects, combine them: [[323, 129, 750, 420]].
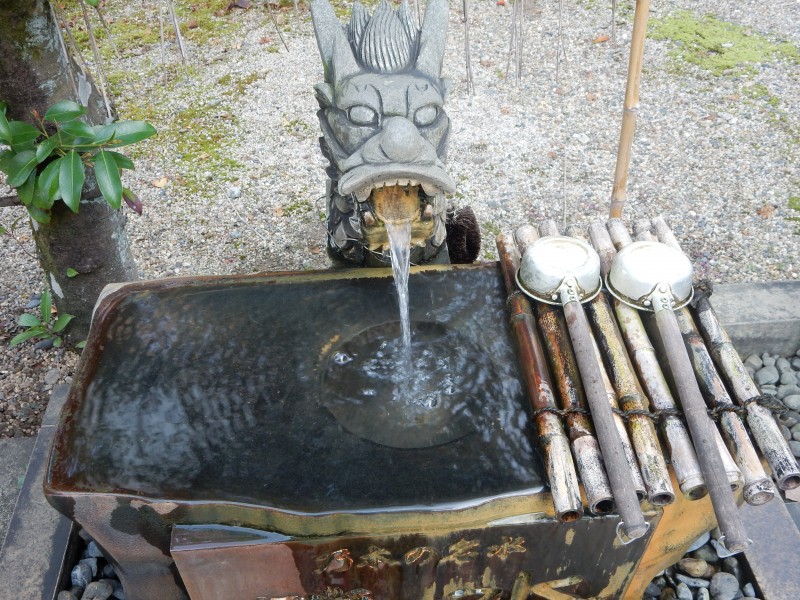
[[0, 0, 137, 340]]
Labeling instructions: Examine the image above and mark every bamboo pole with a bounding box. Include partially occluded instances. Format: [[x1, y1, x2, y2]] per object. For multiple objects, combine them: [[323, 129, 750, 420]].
[[608, 0, 651, 219], [496, 234, 584, 521], [515, 226, 615, 515], [562, 225, 675, 506], [652, 216, 800, 492], [533, 222, 647, 540], [607, 219, 744, 493]]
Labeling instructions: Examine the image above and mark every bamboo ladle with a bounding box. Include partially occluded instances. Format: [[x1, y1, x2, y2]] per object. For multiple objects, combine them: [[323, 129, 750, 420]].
[[606, 240, 749, 553], [517, 236, 648, 542]]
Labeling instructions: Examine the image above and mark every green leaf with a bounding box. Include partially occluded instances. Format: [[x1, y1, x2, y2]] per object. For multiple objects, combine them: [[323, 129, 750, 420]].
[[102, 120, 157, 147], [40, 289, 52, 323], [88, 125, 114, 146], [75, 340, 86, 349], [35, 158, 62, 208], [52, 313, 75, 333], [44, 100, 86, 123], [53, 337, 62, 348], [94, 150, 122, 209], [59, 150, 85, 212], [0, 109, 10, 144], [26, 205, 51, 224], [85, 0, 100, 6], [0, 226, 6, 235], [0, 101, 6, 113], [66, 267, 79, 278], [17, 170, 36, 206], [4, 150, 38, 188], [18, 313, 42, 327], [107, 151, 134, 170], [59, 120, 94, 138], [35, 135, 61, 163], [10, 328, 45, 346], [8, 121, 40, 147]]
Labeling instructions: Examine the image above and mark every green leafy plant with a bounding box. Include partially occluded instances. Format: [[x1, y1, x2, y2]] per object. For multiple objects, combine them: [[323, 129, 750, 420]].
[[10, 288, 77, 348], [0, 99, 155, 223]]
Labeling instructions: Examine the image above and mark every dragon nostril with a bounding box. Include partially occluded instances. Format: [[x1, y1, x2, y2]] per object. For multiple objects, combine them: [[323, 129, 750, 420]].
[[379, 117, 425, 163]]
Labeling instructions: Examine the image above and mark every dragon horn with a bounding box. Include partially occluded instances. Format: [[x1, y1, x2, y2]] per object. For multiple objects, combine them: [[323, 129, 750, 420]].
[[415, 0, 449, 80], [310, 0, 361, 86]]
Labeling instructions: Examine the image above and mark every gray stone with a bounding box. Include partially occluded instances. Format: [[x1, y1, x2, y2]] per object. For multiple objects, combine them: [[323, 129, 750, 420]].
[[792, 357, 800, 370], [86, 540, 105, 558], [777, 384, 800, 399], [687, 531, 711, 552], [755, 366, 779, 385], [780, 411, 799, 427], [744, 355, 763, 370], [44, 368, 60, 385], [789, 440, 800, 458], [693, 544, 719, 563], [226, 186, 241, 199], [81, 580, 113, 600], [780, 423, 792, 441], [80, 557, 98, 577], [780, 371, 797, 385], [783, 395, 800, 411], [57, 593, 79, 600], [721, 557, 741, 582], [742, 584, 755, 597], [676, 582, 693, 600], [101, 563, 117, 578], [645, 582, 662, 597], [710, 572, 740, 600], [71, 562, 92, 589], [698, 589, 711, 600], [676, 573, 711, 588], [761, 387, 778, 396], [776, 357, 791, 371], [762, 355, 776, 367]]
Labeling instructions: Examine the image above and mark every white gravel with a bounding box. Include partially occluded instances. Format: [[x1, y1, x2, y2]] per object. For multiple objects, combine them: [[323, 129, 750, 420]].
[[1, 0, 799, 436]]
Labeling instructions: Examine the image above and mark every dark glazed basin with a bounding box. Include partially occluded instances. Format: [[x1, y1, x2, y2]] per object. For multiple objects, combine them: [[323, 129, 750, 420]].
[[44, 264, 655, 599]]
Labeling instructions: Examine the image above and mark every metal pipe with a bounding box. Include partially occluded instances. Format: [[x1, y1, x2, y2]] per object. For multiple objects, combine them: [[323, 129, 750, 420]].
[[515, 226, 616, 515], [652, 216, 800, 492], [496, 233, 584, 522], [588, 221, 706, 499]]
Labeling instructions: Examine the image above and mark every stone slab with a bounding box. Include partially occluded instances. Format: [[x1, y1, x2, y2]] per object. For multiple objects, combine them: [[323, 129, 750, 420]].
[[741, 498, 800, 599], [0, 436, 36, 549], [711, 281, 800, 357], [0, 385, 74, 600]]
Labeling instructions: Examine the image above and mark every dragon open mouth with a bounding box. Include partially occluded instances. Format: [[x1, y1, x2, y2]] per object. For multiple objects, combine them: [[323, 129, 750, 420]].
[[353, 179, 445, 253]]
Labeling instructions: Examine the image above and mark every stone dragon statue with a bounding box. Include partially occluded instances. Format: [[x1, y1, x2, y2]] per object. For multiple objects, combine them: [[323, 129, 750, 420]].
[[310, 0, 479, 266]]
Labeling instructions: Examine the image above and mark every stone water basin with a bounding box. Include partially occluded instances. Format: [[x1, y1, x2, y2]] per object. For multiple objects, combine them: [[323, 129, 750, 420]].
[[45, 264, 656, 599]]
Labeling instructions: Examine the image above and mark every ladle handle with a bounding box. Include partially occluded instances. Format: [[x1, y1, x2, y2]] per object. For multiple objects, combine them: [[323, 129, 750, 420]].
[[562, 300, 648, 541], [655, 307, 749, 553]]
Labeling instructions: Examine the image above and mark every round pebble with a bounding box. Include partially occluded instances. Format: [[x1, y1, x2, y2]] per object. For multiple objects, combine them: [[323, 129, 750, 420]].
[[778, 384, 800, 399], [780, 371, 797, 385], [697, 589, 710, 600], [755, 366, 779, 385], [710, 572, 740, 600], [789, 440, 800, 458], [678, 557, 708, 578], [71, 562, 92, 589], [762, 355, 776, 367], [743, 583, 756, 597], [744, 355, 763, 370], [784, 395, 800, 411], [81, 580, 113, 600], [676, 582, 692, 600]]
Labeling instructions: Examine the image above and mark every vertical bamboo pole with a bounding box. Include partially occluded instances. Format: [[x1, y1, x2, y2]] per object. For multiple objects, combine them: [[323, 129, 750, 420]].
[[515, 226, 616, 515], [496, 234, 584, 521], [608, 0, 651, 219]]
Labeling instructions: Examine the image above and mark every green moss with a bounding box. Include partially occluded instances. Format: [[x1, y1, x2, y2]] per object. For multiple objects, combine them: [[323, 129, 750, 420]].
[[650, 11, 800, 75], [281, 115, 311, 137], [482, 221, 501, 237], [788, 196, 800, 231], [283, 199, 313, 216]]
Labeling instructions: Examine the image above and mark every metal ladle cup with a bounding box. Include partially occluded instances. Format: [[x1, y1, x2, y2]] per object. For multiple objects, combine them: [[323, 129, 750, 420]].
[[518, 236, 649, 542], [606, 241, 748, 554]]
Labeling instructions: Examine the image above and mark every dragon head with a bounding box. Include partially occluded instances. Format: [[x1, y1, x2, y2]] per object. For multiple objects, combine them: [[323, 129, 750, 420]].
[[311, 0, 455, 266]]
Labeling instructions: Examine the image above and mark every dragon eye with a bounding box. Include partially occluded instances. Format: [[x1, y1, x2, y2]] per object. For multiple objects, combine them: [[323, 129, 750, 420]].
[[414, 105, 439, 127], [347, 105, 378, 127]]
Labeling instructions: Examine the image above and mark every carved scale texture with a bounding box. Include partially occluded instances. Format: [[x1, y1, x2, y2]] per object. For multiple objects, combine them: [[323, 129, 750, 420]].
[[347, 0, 419, 73]]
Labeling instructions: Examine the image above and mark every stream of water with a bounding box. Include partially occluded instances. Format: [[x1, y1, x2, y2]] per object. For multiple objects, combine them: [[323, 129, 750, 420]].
[[385, 219, 412, 375]]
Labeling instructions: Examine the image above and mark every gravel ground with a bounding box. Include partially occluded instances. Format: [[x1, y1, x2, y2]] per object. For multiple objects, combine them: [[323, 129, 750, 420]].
[[1, 0, 799, 437]]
